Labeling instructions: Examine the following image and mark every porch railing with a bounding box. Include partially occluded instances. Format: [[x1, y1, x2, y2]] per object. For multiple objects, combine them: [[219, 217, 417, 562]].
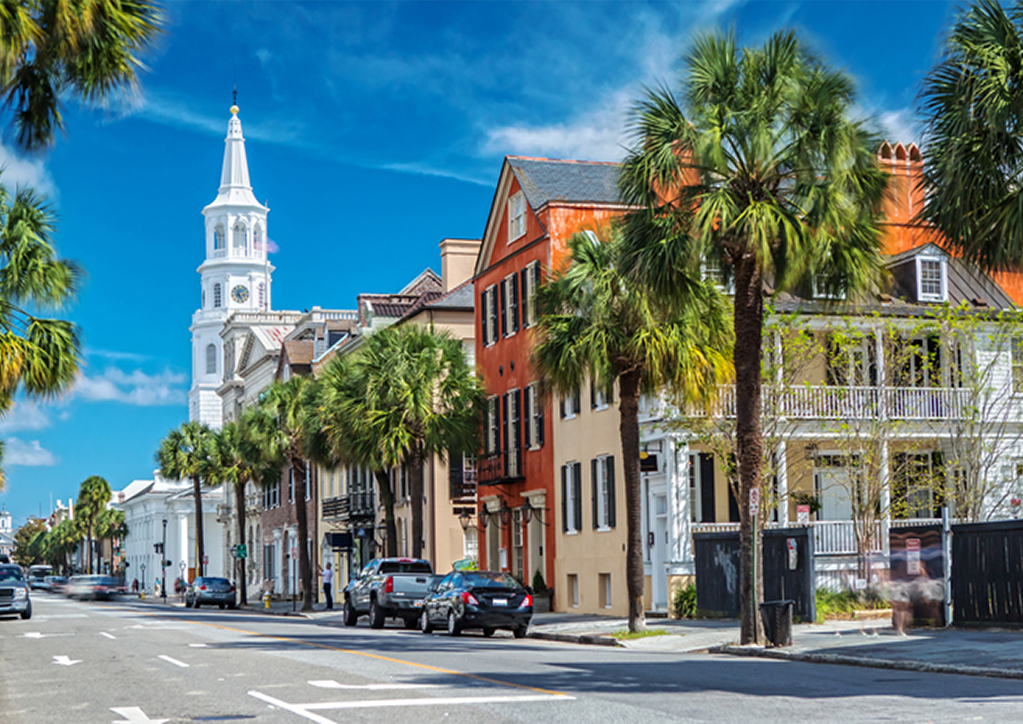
[[691, 518, 942, 556]]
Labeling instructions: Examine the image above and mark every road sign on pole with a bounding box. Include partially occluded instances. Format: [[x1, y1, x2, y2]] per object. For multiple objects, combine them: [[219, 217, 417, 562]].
[[749, 487, 760, 516], [237, 544, 247, 559]]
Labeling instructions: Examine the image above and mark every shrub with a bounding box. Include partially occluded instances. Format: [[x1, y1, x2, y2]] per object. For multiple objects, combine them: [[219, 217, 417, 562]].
[[532, 569, 548, 593], [672, 582, 697, 619], [815, 587, 889, 624]]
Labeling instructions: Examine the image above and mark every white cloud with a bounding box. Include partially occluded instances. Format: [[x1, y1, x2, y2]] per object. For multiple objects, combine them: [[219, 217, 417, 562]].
[[879, 107, 919, 145], [3, 438, 57, 466], [85, 347, 150, 363], [73, 368, 187, 406], [0, 143, 56, 196], [0, 401, 52, 434]]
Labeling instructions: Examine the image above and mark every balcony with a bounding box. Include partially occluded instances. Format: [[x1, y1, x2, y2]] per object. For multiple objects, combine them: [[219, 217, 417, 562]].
[[322, 496, 349, 521], [322, 492, 375, 522], [477, 450, 524, 487], [450, 468, 477, 503]]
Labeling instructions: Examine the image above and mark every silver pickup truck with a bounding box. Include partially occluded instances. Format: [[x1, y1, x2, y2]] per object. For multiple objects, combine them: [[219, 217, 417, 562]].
[[342, 558, 435, 628]]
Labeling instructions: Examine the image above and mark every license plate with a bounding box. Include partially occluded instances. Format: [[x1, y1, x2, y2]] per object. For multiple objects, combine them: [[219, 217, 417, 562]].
[[413, 600, 423, 607], [493, 598, 508, 606]]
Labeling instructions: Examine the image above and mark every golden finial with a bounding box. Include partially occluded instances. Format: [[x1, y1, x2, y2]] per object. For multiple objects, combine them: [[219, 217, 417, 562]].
[[230, 86, 239, 115]]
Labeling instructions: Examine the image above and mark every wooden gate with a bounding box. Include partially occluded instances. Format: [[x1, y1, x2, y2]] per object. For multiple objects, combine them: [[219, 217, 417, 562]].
[[951, 519, 1023, 627]]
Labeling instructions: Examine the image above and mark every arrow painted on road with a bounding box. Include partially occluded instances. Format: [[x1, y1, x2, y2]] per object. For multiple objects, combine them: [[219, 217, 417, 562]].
[[52, 655, 81, 666], [110, 706, 168, 724]]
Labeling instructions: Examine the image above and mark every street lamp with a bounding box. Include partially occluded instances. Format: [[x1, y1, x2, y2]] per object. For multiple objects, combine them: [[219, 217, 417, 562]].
[[161, 519, 168, 603]]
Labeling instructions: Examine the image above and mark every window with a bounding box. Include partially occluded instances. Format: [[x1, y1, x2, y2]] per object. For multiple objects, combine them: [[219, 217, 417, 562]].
[[560, 387, 581, 418], [701, 254, 734, 293], [305, 462, 312, 501], [523, 383, 544, 449], [591, 379, 613, 410], [508, 191, 526, 241], [258, 282, 266, 309], [500, 274, 519, 337], [485, 397, 500, 455], [561, 461, 582, 533], [253, 224, 263, 251], [205, 344, 217, 375], [263, 481, 279, 509], [233, 223, 246, 249], [288, 467, 295, 504], [917, 257, 946, 302], [813, 274, 846, 300], [512, 509, 524, 582], [568, 573, 579, 607], [503, 390, 522, 477], [213, 283, 222, 308], [599, 573, 612, 609], [689, 452, 716, 523], [1013, 338, 1023, 394], [264, 544, 275, 582], [481, 284, 499, 346], [825, 334, 877, 387], [591, 455, 616, 530], [463, 527, 478, 560], [213, 225, 225, 250], [520, 261, 540, 328]]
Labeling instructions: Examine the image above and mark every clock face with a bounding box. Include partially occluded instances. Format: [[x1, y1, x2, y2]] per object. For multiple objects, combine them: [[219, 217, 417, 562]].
[[231, 285, 250, 303]]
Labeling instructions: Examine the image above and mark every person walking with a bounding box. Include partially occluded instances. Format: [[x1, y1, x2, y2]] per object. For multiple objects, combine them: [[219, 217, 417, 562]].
[[317, 562, 334, 610]]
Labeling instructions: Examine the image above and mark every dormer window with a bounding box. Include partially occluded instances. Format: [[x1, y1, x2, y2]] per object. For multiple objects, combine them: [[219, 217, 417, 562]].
[[508, 191, 526, 242], [916, 256, 947, 302]]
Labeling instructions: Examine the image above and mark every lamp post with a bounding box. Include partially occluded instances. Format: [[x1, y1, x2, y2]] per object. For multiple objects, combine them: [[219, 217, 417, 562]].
[[140, 563, 146, 595], [161, 519, 168, 603]]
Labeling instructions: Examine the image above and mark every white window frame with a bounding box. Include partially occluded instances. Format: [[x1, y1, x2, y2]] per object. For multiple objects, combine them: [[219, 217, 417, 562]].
[[508, 191, 526, 242], [565, 462, 580, 534], [205, 344, 217, 375], [526, 384, 542, 449], [502, 273, 518, 338], [812, 274, 846, 301], [916, 255, 947, 302], [595, 454, 613, 530], [562, 388, 581, 419], [485, 396, 500, 454], [483, 284, 498, 347], [1012, 337, 1023, 395], [213, 283, 222, 308], [522, 261, 539, 328], [233, 223, 247, 250]]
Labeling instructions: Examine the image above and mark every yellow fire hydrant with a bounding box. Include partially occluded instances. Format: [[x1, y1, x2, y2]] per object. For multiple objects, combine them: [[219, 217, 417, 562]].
[[263, 591, 271, 610]]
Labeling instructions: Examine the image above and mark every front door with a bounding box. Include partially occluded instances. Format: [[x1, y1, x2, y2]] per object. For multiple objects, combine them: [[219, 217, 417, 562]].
[[651, 494, 668, 610]]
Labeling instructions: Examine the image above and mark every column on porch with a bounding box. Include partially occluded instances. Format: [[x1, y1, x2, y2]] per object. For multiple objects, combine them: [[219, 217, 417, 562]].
[[667, 435, 692, 563], [177, 515, 188, 580], [776, 440, 789, 526], [875, 324, 891, 555]]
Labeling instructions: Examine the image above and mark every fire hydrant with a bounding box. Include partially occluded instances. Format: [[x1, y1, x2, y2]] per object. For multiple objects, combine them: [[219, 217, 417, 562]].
[[263, 591, 271, 609]]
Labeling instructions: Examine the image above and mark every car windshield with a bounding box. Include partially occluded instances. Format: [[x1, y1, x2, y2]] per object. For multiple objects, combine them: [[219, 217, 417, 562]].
[[198, 578, 230, 586], [462, 572, 521, 589], [0, 568, 25, 583], [379, 561, 432, 574]]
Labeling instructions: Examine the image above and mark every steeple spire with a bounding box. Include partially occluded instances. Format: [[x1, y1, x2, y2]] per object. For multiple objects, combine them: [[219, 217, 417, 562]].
[[209, 96, 261, 209]]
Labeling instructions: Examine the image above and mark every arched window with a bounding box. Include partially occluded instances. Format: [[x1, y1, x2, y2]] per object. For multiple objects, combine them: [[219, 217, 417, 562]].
[[253, 224, 263, 252], [213, 283, 222, 308], [258, 282, 266, 309], [205, 344, 217, 374], [233, 224, 246, 249], [214, 225, 225, 250]]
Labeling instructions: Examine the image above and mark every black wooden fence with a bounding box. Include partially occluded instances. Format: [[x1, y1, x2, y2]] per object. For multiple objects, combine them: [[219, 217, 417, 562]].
[[693, 527, 815, 622], [951, 519, 1023, 627]]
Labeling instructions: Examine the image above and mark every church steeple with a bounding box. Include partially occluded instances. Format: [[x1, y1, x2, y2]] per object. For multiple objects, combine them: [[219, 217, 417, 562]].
[[208, 100, 263, 210]]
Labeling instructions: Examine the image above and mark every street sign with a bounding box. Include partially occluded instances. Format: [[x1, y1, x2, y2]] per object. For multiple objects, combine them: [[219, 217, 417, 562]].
[[202, 555, 208, 565], [749, 487, 760, 516], [796, 504, 810, 524], [237, 544, 247, 559], [787, 538, 798, 570], [906, 538, 922, 575]]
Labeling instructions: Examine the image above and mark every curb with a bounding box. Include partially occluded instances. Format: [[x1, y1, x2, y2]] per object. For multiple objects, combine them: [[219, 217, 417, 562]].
[[710, 644, 1023, 681], [528, 631, 622, 647]]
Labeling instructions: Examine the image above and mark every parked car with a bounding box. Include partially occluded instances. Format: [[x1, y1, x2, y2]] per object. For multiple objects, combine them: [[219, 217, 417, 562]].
[[45, 575, 68, 594], [65, 575, 121, 601], [185, 577, 237, 609], [419, 570, 532, 638], [0, 564, 31, 619], [343, 558, 435, 629]]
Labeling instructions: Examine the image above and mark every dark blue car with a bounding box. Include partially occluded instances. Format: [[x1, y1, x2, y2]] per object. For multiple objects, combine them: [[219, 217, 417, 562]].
[[419, 570, 531, 638]]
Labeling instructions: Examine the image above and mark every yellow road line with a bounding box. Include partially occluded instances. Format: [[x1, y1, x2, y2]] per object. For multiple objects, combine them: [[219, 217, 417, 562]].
[[134, 609, 570, 697]]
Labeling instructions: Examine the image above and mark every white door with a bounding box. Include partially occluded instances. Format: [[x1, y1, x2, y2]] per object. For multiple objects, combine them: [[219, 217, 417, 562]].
[[651, 494, 668, 610], [815, 468, 855, 520]]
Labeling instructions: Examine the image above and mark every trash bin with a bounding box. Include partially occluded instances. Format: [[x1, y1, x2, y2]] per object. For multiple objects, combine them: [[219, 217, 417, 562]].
[[759, 599, 794, 647]]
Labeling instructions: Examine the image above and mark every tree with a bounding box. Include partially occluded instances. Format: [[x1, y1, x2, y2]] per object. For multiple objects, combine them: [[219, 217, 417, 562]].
[[250, 376, 321, 612], [48, 517, 80, 574], [77, 474, 110, 573], [919, 0, 1023, 272], [206, 410, 277, 606], [618, 30, 888, 643], [0, 0, 164, 151], [95, 506, 126, 575], [532, 225, 732, 633], [12, 516, 46, 565], [156, 421, 213, 577]]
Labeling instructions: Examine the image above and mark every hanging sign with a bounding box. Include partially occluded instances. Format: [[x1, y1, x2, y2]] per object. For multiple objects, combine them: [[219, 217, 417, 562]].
[[796, 505, 810, 524], [906, 538, 922, 575]]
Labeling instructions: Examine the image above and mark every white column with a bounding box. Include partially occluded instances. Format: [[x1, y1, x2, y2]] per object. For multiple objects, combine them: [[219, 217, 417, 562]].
[[178, 515, 188, 577], [880, 437, 891, 555], [669, 435, 692, 563], [776, 440, 789, 526]]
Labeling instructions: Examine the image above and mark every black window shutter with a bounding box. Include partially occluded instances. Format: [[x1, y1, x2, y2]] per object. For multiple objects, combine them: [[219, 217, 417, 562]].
[[501, 393, 508, 456], [590, 378, 596, 408], [559, 395, 566, 419], [573, 463, 583, 532], [591, 458, 599, 529], [607, 456, 616, 528], [499, 279, 508, 337], [515, 388, 523, 453], [572, 387, 580, 413], [700, 453, 716, 523], [523, 387, 531, 448], [488, 287, 498, 345], [480, 291, 488, 344], [520, 269, 529, 327], [511, 276, 519, 332], [449, 453, 464, 500], [537, 401, 545, 447], [561, 466, 568, 532]]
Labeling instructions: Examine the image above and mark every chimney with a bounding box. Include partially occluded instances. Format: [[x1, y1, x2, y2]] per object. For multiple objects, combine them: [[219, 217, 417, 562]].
[[439, 238, 482, 292]]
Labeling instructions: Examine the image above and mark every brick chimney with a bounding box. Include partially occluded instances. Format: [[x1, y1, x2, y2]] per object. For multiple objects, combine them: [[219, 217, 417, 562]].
[[439, 238, 482, 292]]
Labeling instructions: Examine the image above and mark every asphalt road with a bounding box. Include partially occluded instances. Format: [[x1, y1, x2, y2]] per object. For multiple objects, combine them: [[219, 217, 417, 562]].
[[2, 593, 1023, 723]]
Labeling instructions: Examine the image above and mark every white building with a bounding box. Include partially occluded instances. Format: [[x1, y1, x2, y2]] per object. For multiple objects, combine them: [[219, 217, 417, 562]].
[[0, 506, 13, 559]]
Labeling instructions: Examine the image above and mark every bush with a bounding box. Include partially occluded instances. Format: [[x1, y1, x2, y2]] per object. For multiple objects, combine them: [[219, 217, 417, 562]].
[[672, 582, 697, 619], [532, 569, 548, 594], [815, 587, 889, 624]]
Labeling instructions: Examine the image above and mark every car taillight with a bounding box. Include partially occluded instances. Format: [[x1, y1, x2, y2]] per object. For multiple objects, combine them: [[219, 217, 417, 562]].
[[461, 591, 479, 606], [200, 585, 207, 591], [520, 594, 533, 608], [230, 585, 236, 592], [384, 576, 393, 594]]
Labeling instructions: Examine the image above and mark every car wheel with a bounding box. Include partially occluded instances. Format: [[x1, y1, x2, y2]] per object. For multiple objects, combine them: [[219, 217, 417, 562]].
[[483, 627, 496, 638], [420, 609, 433, 634], [20, 603, 32, 620], [404, 616, 418, 629], [194, 600, 200, 609], [219, 604, 225, 610], [342, 599, 358, 627], [369, 600, 385, 629], [447, 610, 461, 637], [513, 625, 528, 639]]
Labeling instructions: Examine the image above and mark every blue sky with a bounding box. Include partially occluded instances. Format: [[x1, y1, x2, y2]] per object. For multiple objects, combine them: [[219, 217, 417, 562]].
[[0, 0, 956, 526]]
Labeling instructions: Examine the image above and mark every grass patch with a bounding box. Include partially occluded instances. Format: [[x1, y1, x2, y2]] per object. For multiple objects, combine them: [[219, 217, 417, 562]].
[[816, 588, 890, 624], [611, 627, 670, 640]]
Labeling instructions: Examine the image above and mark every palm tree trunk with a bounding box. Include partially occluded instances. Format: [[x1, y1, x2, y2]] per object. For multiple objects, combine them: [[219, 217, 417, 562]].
[[88, 525, 94, 574], [293, 457, 313, 611], [374, 469, 398, 557], [734, 255, 765, 645], [192, 475, 205, 578], [618, 369, 647, 634], [234, 481, 248, 606], [409, 444, 425, 559]]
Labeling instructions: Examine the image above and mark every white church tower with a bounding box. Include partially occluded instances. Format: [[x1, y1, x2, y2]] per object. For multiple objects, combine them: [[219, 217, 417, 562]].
[[188, 100, 273, 428]]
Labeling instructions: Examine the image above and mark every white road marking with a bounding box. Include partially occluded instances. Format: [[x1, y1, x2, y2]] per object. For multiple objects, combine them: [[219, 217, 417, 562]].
[[23, 632, 74, 639], [127, 624, 187, 630], [100, 632, 117, 640], [248, 691, 335, 724], [110, 706, 169, 723], [53, 655, 81, 666], [309, 680, 438, 690], [302, 694, 575, 710], [157, 655, 189, 668], [188, 643, 207, 648], [35, 614, 89, 619]]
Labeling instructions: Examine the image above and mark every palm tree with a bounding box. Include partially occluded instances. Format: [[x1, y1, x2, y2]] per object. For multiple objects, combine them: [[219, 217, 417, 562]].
[[206, 410, 276, 606], [919, 0, 1023, 271], [250, 376, 321, 611], [0, 0, 163, 151], [77, 475, 111, 573], [156, 421, 214, 577], [339, 325, 484, 561], [618, 30, 888, 643], [49, 517, 80, 574], [315, 354, 398, 558], [532, 225, 733, 633]]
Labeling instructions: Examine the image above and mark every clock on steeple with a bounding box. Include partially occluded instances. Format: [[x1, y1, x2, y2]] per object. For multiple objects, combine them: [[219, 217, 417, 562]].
[[231, 284, 250, 303]]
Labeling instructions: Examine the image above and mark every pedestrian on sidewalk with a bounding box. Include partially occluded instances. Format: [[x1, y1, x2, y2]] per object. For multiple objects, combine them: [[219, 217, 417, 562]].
[[317, 562, 333, 610]]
